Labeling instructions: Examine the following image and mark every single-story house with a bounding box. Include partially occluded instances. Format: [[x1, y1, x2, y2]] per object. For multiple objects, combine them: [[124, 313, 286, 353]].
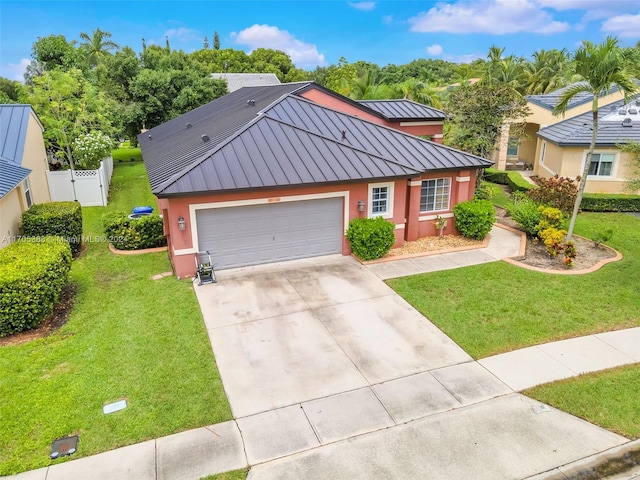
[[535, 95, 640, 194], [495, 83, 626, 170], [0, 104, 51, 248], [210, 73, 281, 92], [139, 82, 491, 277]]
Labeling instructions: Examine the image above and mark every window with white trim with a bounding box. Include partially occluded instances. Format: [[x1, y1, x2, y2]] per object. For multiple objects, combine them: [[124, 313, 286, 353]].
[[368, 182, 394, 218], [420, 178, 450, 212], [588, 153, 615, 177], [22, 178, 32, 208], [540, 141, 546, 164]]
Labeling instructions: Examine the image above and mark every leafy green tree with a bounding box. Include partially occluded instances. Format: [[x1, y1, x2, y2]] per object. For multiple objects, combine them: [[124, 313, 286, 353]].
[[23, 60, 45, 85], [554, 36, 638, 238], [483, 45, 526, 92], [325, 57, 358, 96], [248, 48, 306, 81], [31, 34, 84, 71], [445, 82, 530, 158], [0, 77, 23, 103], [394, 77, 442, 107], [21, 69, 115, 168], [523, 49, 571, 95], [213, 31, 220, 50], [79, 28, 119, 68]]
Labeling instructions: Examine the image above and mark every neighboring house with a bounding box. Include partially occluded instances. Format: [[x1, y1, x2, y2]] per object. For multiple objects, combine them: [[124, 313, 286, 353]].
[[535, 96, 640, 194], [495, 83, 626, 170], [0, 104, 51, 248], [139, 82, 491, 277], [210, 73, 281, 92]]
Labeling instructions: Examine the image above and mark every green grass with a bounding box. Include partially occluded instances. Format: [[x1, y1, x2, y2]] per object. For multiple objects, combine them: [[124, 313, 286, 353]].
[[388, 212, 640, 358], [0, 162, 232, 475], [486, 182, 513, 209], [111, 146, 142, 163], [200, 469, 249, 480], [525, 364, 640, 439]]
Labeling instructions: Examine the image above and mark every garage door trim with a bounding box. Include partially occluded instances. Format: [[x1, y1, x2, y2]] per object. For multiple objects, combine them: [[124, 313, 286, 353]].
[[185, 191, 350, 255]]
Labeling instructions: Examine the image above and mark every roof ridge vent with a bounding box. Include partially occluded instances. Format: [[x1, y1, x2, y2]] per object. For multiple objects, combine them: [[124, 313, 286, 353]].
[[628, 108, 638, 115], [622, 118, 633, 127]]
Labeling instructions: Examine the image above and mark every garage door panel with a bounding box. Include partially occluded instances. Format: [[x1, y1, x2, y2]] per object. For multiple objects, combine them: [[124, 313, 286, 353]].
[[196, 198, 343, 269]]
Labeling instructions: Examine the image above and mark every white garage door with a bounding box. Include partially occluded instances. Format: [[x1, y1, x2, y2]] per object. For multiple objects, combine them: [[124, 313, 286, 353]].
[[195, 197, 344, 269]]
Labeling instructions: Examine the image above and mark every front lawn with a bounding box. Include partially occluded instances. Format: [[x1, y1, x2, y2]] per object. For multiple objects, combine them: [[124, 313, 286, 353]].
[[525, 364, 640, 439], [388, 212, 640, 358], [111, 146, 142, 163], [0, 162, 231, 475]]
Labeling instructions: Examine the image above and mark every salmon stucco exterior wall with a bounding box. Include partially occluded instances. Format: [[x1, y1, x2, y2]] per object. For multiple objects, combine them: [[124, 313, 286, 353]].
[[159, 169, 478, 278]]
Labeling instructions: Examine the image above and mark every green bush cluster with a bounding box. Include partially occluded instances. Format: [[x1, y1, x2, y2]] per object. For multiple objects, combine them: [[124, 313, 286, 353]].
[[453, 199, 496, 240], [346, 217, 396, 260], [483, 168, 533, 193], [103, 212, 166, 250], [21, 201, 83, 255], [527, 175, 578, 213], [581, 194, 640, 212], [474, 182, 494, 201], [0, 237, 72, 336]]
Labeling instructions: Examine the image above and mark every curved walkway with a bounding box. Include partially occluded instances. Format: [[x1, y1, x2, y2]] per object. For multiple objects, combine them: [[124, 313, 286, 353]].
[[7, 226, 638, 480]]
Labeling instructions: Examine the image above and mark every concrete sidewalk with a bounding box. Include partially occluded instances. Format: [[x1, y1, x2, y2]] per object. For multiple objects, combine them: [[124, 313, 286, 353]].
[[7, 227, 639, 480]]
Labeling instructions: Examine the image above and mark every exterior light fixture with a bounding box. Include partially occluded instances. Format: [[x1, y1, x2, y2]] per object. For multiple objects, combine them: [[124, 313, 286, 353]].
[[178, 217, 186, 231], [357, 200, 365, 212]]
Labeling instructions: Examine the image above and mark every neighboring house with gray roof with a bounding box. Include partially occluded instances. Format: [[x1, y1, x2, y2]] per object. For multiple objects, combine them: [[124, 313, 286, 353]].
[[210, 73, 281, 92], [535, 95, 640, 194], [0, 104, 51, 248], [139, 82, 491, 277], [494, 83, 626, 171]]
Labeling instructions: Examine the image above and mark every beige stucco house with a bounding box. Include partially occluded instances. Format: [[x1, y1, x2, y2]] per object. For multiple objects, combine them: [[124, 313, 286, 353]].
[[0, 104, 51, 248], [494, 84, 626, 171], [535, 96, 640, 193]]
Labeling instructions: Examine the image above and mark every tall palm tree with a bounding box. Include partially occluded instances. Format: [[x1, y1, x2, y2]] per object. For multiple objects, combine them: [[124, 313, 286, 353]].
[[79, 28, 119, 68], [554, 36, 638, 239], [524, 49, 571, 95], [483, 45, 527, 93]]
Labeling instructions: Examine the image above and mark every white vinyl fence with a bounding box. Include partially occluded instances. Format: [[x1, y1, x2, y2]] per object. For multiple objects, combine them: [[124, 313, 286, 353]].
[[46, 157, 113, 207]]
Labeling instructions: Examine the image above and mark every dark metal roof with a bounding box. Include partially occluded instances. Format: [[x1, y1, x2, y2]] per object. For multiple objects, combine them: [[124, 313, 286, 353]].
[[526, 82, 622, 112], [142, 84, 492, 197], [210, 73, 281, 92], [157, 116, 420, 195], [538, 96, 640, 147], [139, 82, 312, 192], [0, 158, 31, 199], [264, 96, 490, 172], [357, 99, 446, 120]]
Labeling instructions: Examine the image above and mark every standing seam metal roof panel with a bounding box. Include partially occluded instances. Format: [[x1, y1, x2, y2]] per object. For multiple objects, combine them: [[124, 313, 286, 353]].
[[358, 99, 446, 120], [0, 159, 32, 199]]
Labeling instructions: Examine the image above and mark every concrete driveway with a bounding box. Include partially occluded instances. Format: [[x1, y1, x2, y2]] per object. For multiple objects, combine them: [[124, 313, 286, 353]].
[[195, 255, 472, 418]]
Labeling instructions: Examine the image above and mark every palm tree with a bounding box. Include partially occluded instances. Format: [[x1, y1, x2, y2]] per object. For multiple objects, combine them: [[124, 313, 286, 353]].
[[554, 36, 638, 239], [483, 45, 527, 93], [524, 49, 571, 95], [79, 28, 119, 68]]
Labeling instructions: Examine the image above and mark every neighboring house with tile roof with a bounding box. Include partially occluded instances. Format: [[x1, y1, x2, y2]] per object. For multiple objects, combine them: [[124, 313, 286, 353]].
[[210, 73, 281, 92], [139, 82, 491, 278], [0, 104, 51, 248], [494, 83, 626, 171], [535, 96, 640, 194]]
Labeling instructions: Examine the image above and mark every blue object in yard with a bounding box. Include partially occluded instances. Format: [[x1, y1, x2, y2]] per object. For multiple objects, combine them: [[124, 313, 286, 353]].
[[132, 206, 154, 214]]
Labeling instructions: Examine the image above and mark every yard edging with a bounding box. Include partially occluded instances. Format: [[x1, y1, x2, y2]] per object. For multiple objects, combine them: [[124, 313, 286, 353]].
[[108, 243, 168, 255]]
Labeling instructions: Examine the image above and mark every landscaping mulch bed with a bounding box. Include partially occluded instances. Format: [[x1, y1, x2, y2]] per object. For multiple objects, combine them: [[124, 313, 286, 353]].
[[387, 234, 483, 257], [0, 283, 77, 347]]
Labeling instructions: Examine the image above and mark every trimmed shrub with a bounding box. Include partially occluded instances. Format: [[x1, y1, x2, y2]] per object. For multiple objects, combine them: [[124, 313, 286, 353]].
[[483, 168, 533, 193], [535, 206, 566, 234], [103, 213, 166, 250], [453, 199, 496, 240], [21, 201, 83, 255], [527, 175, 578, 213], [539, 227, 567, 257], [581, 194, 640, 212], [509, 196, 543, 236], [346, 217, 396, 260], [0, 237, 72, 336], [474, 182, 494, 201]]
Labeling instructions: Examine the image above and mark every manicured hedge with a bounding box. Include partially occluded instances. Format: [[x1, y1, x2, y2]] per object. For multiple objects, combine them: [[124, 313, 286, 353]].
[[0, 237, 72, 336], [103, 213, 166, 250], [453, 199, 496, 240], [581, 193, 640, 212], [483, 168, 533, 193], [346, 217, 396, 260], [22, 201, 83, 255]]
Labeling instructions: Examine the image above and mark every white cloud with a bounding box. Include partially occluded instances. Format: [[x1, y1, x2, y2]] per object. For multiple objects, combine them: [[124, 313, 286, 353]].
[[426, 44, 444, 56], [443, 53, 483, 64], [408, 0, 569, 35], [164, 27, 202, 44], [1, 58, 30, 82], [348, 2, 376, 11], [232, 24, 325, 67], [382, 15, 393, 24], [601, 12, 640, 38]]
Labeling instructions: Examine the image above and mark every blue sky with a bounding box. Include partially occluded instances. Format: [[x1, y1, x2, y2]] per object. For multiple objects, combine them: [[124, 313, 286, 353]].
[[1, 0, 639, 81]]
